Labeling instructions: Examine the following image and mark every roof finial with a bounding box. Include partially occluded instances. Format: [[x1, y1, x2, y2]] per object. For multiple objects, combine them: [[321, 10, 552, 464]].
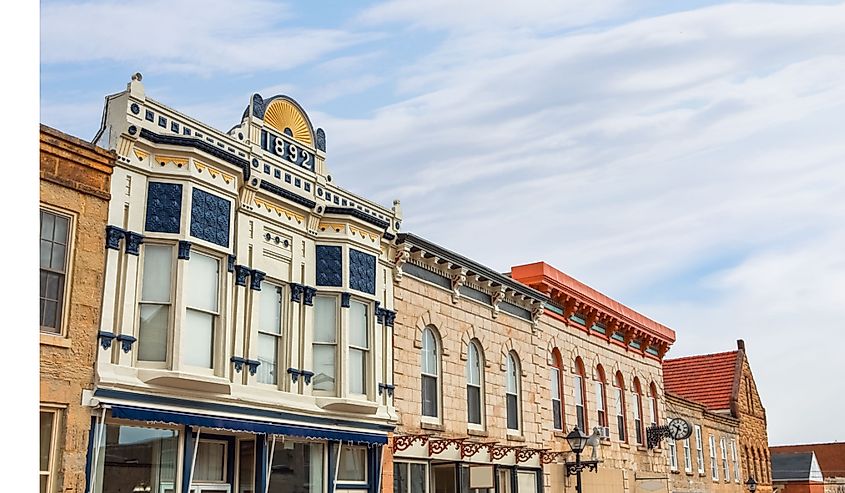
[[737, 339, 745, 351], [131, 72, 143, 82]]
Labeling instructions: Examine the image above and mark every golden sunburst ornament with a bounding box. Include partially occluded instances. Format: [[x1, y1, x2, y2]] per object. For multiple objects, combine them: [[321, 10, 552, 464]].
[[263, 98, 313, 146]]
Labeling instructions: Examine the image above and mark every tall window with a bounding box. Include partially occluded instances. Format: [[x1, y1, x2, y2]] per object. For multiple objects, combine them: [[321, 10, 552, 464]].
[[506, 352, 521, 432], [421, 327, 439, 418], [40, 209, 70, 333], [184, 252, 220, 368], [710, 435, 718, 481], [633, 378, 644, 445], [138, 244, 173, 362], [40, 409, 59, 493], [348, 300, 369, 395], [721, 437, 730, 481], [614, 372, 626, 442], [695, 425, 705, 474], [574, 358, 587, 432], [683, 438, 692, 472], [551, 349, 565, 431], [595, 365, 608, 430], [668, 439, 678, 471], [257, 282, 283, 385], [466, 341, 483, 426], [313, 296, 337, 392], [649, 382, 659, 426]]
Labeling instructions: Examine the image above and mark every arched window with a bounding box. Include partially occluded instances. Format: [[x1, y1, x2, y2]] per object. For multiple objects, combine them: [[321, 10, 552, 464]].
[[466, 340, 484, 426], [614, 372, 627, 442], [632, 378, 644, 445], [649, 382, 659, 427], [574, 357, 588, 432], [595, 365, 608, 430], [421, 327, 440, 418], [551, 349, 565, 431], [506, 351, 521, 432]]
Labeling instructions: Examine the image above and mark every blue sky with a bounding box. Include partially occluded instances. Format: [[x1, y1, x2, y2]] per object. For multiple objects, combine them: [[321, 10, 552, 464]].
[[41, 0, 845, 445]]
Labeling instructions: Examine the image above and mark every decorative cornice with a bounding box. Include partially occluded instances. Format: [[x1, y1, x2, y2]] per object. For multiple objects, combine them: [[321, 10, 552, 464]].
[[324, 206, 390, 230], [254, 197, 305, 223], [258, 180, 317, 209], [194, 160, 234, 184], [138, 128, 250, 181]]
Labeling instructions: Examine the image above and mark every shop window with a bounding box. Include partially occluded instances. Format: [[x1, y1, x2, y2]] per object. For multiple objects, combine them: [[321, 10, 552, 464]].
[[257, 282, 283, 385], [194, 440, 227, 483], [40, 409, 60, 493], [267, 442, 323, 493], [138, 244, 173, 363], [506, 351, 521, 432], [551, 349, 565, 431], [614, 372, 627, 442], [90, 423, 179, 493], [466, 340, 484, 426], [237, 441, 255, 493], [312, 296, 338, 393], [40, 209, 71, 334], [695, 425, 705, 474], [421, 326, 440, 419], [394, 462, 428, 493], [337, 445, 367, 483], [516, 471, 538, 493], [574, 357, 587, 432], [348, 300, 369, 396]]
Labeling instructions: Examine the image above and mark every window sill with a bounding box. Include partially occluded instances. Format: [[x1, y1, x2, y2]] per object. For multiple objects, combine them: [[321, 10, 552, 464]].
[[671, 470, 680, 475], [315, 397, 379, 414], [619, 443, 630, 449], [40, 333, 72, 348], [467, 428, 488, 437], [138, 369, 232, 394], [636, 445, 648, 452], [685, 471, 694, 476], [553, 431, 567, 439], [420, 421, 444, 432], [506, 433, 525, 442]]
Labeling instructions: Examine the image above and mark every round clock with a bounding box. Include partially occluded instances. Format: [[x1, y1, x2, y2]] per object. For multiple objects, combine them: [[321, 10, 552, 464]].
[[668, 418, 692, 440]]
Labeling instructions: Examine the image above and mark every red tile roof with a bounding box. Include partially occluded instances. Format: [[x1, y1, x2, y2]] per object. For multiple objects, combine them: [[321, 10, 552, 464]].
[[770, 443, 845, 478], [663, 351, 739, 411]]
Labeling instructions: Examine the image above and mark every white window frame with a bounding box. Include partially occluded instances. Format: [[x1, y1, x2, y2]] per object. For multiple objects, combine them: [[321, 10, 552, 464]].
[[721, 437, 730, 482], [466, 340, 485, 429], [256, 281, 284, 387], [595, 379, 607, 429], [683, 438, 692, 473], [695, 425, 705, 474], [183, 250, 222, 372], [393, 461, 430, 493], [614, 376, 626, 443], [347, 298, 371, 397], [731, 439, 740, 483], [632, 391, 643, 445], [337, 445, 368, 484], [506, 352, 522, 433], [40, 407, 61, 493], [39, 207, 75, 337], [420, 326, 441, 422], [551, 366, 563, 431], [312, 295, 339, 395], [574, 373, 586, 432], [710, 434, 718, 481], [136, 242, 176, 368], [668, 439, 678, 471]]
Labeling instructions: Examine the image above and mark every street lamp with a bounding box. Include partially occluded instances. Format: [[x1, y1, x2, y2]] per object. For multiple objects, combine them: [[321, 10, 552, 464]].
[[746, 477, 758, 493], [564, 427, 599, 493]]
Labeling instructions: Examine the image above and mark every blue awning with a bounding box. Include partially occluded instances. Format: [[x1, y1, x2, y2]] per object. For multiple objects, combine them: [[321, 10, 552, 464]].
[[110, 405, 387, 445]]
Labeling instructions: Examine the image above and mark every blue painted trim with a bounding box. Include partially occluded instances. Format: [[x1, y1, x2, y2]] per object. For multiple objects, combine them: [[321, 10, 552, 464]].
[[384, 310, 396, 328], [341, 293, 351, 308], [324, 206, 389, 229], [108, 405, 389, 444], [94, 388, 395, 432], [231, 356, 246, 373], [98, 331, 116, 350], [181, 425, 193, 493], [302, 286, 317, 306], [258, 180, 317, 208], [287, 367, 301, 383], [227, 254, 236, 273], [84, 416, 96, 493], [116, 334, 137, 353], [256, 434, 267, 493], [246, 359, 261, 376], [235, 265, 250, 287], [105, 225, 125, 250], [301, 370, 314, 385], [290, 283, 304, 302], [138, 129, 250, 181], [376, 303, 384, 324], [377, 383, 395, 397], [250, 269, 266, 290], [177, 240, 191, 260], [124, 231, 144, 255]]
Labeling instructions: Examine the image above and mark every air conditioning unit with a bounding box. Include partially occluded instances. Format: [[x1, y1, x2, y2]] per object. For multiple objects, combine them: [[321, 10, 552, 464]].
[[599, 426, 611, 440]]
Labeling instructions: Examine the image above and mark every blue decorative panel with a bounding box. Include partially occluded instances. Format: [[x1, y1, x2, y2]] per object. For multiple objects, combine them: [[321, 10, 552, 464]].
[[349, 249, 375, 295], [190, 188, 231, 247], [315, 245, 342, 287], [145, 182, 183, 234]]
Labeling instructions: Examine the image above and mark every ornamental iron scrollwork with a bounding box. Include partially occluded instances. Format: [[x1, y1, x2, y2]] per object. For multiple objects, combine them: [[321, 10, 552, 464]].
[[490, 445, 523, 461], [429, 437, 466, 456], [516, 448, 545, 463], [392, 434, 431, 453], [647, 424, 670, 449], [541, 451, 569, 464], [460, 441, 496, 459], [564, 459, 601, 476]]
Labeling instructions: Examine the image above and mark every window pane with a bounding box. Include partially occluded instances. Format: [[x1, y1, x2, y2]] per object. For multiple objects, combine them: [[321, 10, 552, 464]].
[[574, 376, 583, 405], [421, 374, 438, 417], [194, 441, 226, 482], [338, 446, 366, 482], [50, 244, 66, 271], [257, 333, 277, 385], [40, 476, 47, 493], [141, 245, 172, 303], [184, 309, 214, 368], [551, 369, 560, 400], [41, 211, 55, 240], [348, 348, 366, 395], [40, 240, 52, 268], [186, 253, 219, 312], [41, 299, 60, 332], [138, 304, 169, 361], [394, 463, 408, 493], [95, 424, 178, 493], [53, 215, 68, 244], [507, 394, 518, 430], [312, 345, 336, 392], [467, 344, 480, 385], [40, 411, 53, 472], [314, 297, 336, 343], [349, 301, 368, 348], [239, 441, 255, 493], [595, 382, 605, 412], [553, 400, 562, 430], [506, 355, 517, 393], [468, 386, 481, 424], [421, 329, 437, 375], [260, 283, 281, 334], [410, 464, 426, 493], [268, 442, 323, 493]]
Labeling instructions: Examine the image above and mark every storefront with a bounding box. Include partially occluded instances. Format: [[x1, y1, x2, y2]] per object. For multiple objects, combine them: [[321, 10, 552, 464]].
[[84, 391, 389, 493]]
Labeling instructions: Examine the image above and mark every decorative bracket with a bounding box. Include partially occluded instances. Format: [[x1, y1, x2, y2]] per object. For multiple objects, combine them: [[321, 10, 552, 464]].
[[105, 226, 125, 250], [392, 434, 431, 453], [235, 265, 250, 287], [124, 231, 144, 255], [393, 244, 410, 283], [647, 425, 670, 449], [302, 286, 317, 306], [245, 359, 261, 376], [490, 445, 523, 461], [564, 459, 601, 476], [98, 331, 116, 350], [230, 356, 246, 373], [227, 255, 236, 273], [301, 370, 314, 385], [341, 292, 351, 308], [429, 437, 466, 456], [250, 269, 266, 290], [491, 286, 505, 318], [177, 240, 192, 260], [383, 309, 396, 327], [541, 451, 569, 464], [287, 367, 302, 383], [516, 448, 546, 463], [116, 334, 137, 353], [450, 269, 467, 304], [461, 441, 496, 459], [378, 383, 395, 397], [290, 283, 304, 302], [531, 302, 545, 332]]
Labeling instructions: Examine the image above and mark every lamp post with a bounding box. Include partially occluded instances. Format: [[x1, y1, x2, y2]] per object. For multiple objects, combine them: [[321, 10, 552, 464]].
[[746, 477, 758, 493], [564, 427, 598, 493]]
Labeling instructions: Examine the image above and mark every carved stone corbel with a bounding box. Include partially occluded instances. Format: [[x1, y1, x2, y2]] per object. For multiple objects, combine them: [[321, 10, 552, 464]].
[[491, 286, 505, 318], [393, 244, 410, 284], [531, 302, 545, 332], [451, 268, 467, 304]]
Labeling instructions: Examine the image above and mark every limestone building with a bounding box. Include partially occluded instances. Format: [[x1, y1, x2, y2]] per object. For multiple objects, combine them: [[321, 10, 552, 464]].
[[664, 341, 772, 493], [40, 125, 115, 493], [388, 238, 678, 493], [83, 75, 400, 493], [664, 393, 743, 493]]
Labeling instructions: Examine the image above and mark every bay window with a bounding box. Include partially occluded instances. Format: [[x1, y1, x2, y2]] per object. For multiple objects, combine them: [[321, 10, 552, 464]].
[[312, 296, 338, 393], [348, 300, 369, 395], [138, 244, 173, 362], [466, 340, 483, 426], [257, 282, 283, 385], [184, 252, 220, 369]]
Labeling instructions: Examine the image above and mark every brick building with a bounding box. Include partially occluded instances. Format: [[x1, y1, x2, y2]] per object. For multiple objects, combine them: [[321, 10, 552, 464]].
[[40, 125, 115, 493], [770, 451, 825, 493], [664, 341, 772, 493], [388, 238, 677, 493], [664, 393, 743, 493], [770, 443, 845, 493]]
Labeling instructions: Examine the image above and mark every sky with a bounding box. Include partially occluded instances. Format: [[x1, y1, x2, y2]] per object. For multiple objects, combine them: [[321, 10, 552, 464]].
[[40, 0, 845, 445]]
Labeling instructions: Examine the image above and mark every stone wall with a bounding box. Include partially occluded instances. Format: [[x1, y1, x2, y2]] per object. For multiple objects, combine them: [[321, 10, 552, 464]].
[[735, 345, 772, 493], [40, 125, 114, 493]]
